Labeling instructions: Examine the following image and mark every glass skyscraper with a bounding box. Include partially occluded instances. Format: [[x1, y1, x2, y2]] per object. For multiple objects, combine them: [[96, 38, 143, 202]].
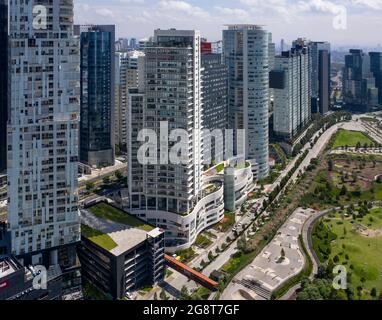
[[310, 42, 331, 115], [343, 49, 379, 111], [370, 52, 382, 106], [76, 25, 115, 167]]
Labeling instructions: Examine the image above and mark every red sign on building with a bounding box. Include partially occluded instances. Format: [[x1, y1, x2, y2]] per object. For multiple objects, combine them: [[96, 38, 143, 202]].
[[0, 280, 10, 291], [201, 42, 212, 54]]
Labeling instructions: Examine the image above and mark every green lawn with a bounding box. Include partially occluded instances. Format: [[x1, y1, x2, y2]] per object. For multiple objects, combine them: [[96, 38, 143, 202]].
[[176, 248, 196, 264], [313, 209, 382, 299], [89, 202, 154, 232], [81, 224, 118, 251], [195, 234, 213, 249], [216, 163, 225, 173], [332, 129, 374, 149], [190, 287, 211, 300]]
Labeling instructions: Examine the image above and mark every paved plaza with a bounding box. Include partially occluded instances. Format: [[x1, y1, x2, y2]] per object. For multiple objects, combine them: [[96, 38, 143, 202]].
[[222, 208, 316, 300]]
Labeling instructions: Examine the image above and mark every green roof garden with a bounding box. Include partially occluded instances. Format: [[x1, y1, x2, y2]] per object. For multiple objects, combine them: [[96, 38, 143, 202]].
[[88, 202, 155, 232], [81, 224, 118, 251]]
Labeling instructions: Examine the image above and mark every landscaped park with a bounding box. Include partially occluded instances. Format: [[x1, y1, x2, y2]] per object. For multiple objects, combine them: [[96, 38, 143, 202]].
[[300, 129, 382, 300]]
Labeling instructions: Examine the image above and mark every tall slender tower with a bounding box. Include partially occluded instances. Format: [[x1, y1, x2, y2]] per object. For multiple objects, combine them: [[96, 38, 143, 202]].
[[310, 41, 331, 115], [223, 25, 271, 179], [0, 0, 7, 173], [75, 25, 115, 168], [7, 0, 81, 278], [369, 52, 382, 106]]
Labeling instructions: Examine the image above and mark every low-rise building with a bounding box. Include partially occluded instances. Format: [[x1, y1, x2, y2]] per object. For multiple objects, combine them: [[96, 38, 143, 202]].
[[78, 201, 165, 299], [0, 255, 64, 300]]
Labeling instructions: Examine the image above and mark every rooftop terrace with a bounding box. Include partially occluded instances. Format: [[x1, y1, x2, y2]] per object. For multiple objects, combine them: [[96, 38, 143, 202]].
[[81, 202, 159, 256]]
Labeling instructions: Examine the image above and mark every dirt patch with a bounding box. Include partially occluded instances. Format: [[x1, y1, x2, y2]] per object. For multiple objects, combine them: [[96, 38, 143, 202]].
[[353, 223, 382, 237]]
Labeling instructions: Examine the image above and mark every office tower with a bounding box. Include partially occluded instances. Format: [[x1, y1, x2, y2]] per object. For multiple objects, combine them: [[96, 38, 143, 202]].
[[280, 39, 285, 52], [7, 0, 81, 294], [138, 38, 153, 50], [0, 0, 7, 173], [268, 34, 276, 71], [268, 33, 276, 113], [309, 42, 331, 115], [212, 40, 223, 54], [115, 50, 145, 151], [115, 37, 129, 52], [128, 29, 224, 250], [369, 52, 382, 105], [75, 25, 115, 168], [201, 53, 228, 165], [270, 47, 311, 139], [343, 49, 379, 111], [223, 25, 271, 179], [130, 37, 138, 50]]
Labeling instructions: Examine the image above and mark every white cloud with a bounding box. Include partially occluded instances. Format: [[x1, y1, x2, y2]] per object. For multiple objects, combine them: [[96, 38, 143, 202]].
[[349, 0, 382, 9], [158, 0, 210, 19], [214, 6, 251, 22], [298, 0, 346, 14], [74, 0, 382, 45]]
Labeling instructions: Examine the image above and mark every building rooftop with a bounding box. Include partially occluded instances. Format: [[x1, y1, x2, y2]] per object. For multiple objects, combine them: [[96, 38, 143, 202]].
[[81, 202, 161, 256], [225, 24, 266, 30], [0, 256, 20, 279]]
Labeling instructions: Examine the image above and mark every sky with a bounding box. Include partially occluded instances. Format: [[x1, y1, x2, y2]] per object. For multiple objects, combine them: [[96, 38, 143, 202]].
[[73, 0, 382, 47]]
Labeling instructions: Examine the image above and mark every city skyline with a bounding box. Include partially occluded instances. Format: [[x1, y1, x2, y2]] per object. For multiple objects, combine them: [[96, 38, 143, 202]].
[[74, 0, 382, 47], [2, 0, 382, 304]]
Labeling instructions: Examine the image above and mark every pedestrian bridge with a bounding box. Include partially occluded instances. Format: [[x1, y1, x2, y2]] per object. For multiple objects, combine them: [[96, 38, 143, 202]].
[[164, 255, 219, 291]]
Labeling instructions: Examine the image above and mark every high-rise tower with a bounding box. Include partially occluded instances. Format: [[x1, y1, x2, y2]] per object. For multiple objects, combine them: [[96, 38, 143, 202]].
[[75, 25, 115, 167], [223, 25, 271, 179], [0, 0, 8, 173], [128, 29, 224, 250], [7, 0, 81, 285]]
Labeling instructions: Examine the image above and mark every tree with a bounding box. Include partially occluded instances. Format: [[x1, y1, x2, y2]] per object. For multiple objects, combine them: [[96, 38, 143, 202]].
[[180, 286, 190, 300], [340, 185, 348, 196], [160, 289, 168, 300], [208, 251, 214, 262], [371, 288, 377, 298], [86, 181, 95, 192], [103, 176, 111, 185], [328, 159, 334, 172], [115, 170, 123, 181], [237, 236, 247, 253]]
